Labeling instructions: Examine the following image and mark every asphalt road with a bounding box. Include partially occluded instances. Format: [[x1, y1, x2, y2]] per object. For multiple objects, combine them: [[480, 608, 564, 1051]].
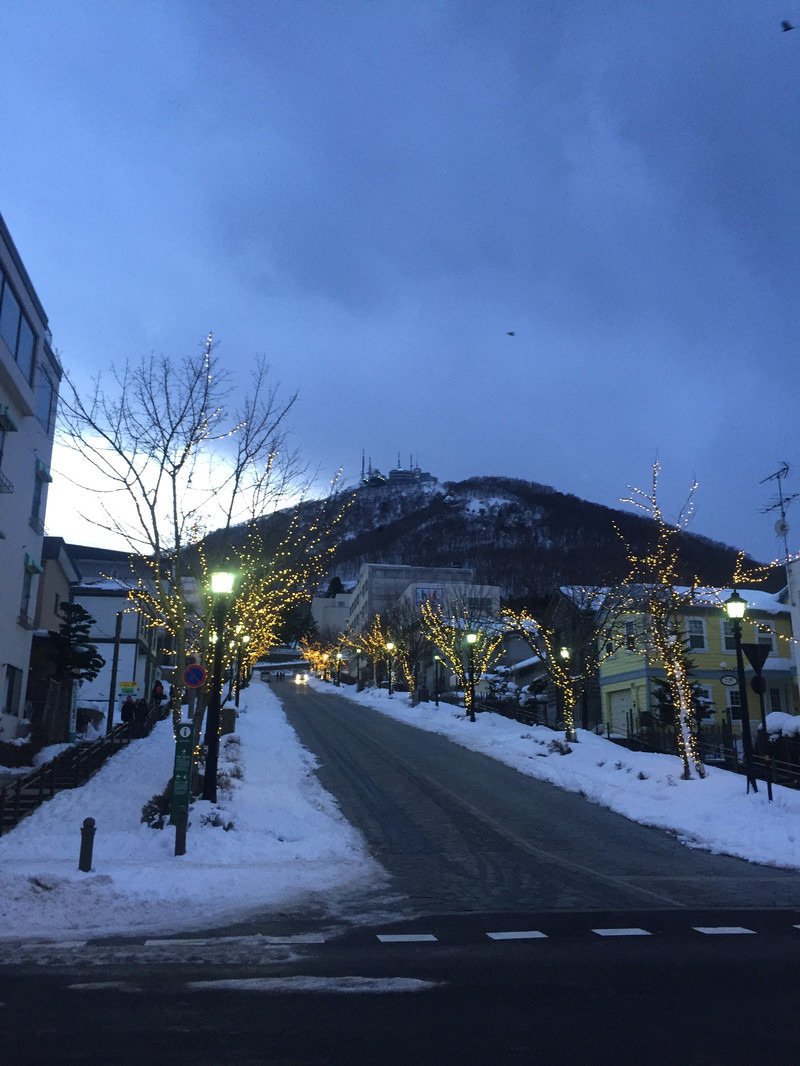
[[4, 926, 800, 1065], [276, 682, 800, 919], [4, 682, 800, 1064]]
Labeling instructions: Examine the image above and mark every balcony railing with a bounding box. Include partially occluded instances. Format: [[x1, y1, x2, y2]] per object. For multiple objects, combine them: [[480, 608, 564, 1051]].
[[0, 469, 13, 493], [28, 513, 45, 534]]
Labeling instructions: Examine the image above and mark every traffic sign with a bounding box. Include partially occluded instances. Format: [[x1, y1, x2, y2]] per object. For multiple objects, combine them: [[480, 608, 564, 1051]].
[[170, 721, 195, 826], [183, 664, 207, 688]]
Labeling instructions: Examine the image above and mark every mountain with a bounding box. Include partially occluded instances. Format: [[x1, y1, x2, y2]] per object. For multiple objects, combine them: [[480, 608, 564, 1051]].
[[257, 475, 775, 606]]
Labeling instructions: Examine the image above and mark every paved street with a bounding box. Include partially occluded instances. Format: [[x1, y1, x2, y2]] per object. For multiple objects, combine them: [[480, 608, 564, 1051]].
[[3, 922, 800, 1065], [4, 683, 800, 1064], [276, 683, 800, 919]]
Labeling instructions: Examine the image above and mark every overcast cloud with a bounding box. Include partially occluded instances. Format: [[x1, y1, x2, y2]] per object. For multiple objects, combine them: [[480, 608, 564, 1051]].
[[1, 0, 797, 561]]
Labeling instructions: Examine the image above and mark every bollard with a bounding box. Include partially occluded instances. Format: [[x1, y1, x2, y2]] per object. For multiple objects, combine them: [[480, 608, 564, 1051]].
[[78, 817, 96, 872], [174, 806, 188, 857]]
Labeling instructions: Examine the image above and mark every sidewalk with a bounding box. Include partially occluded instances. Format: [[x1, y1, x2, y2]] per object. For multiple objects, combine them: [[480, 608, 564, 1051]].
[[0, 677, 381, 942]]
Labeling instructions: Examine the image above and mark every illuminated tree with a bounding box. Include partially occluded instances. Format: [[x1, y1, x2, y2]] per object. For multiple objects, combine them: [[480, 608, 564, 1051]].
[[615, 463, 707, 779], [58, 334, 300, 726], [419, 591, 502, 721], [350, 614, 392, 688], [383, 599, 429, 695], [502, 589, 602, 740]]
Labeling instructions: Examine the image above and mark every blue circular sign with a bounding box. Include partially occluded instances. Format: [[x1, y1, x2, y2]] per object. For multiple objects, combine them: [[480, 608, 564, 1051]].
[[183, 664, 207, 688]]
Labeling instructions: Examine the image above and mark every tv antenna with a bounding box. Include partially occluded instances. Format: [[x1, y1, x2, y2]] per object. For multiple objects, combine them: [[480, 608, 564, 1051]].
[[760, 462, 799, 561]]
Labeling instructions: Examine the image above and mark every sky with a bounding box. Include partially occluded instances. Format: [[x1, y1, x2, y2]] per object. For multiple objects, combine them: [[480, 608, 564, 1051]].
[[1, 1, 798, 562], [2, 676, 800, 944]]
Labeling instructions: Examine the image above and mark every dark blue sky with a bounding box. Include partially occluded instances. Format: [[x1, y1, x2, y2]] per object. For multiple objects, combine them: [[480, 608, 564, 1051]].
[[2, 1, 798, 561]]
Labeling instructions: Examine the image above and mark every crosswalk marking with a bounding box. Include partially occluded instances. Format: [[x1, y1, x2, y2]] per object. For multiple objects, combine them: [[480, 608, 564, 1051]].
[[692, 926, 756, 935], [592, 927, 652, 937], [487, 930, 547, 940], [377, 933, 437, 943]]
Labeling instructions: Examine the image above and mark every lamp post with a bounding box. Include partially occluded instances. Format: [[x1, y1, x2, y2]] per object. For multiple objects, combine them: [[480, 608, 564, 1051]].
[[233, 629, 250, 707], [559, 645, 577, 740], [202, 570, 235, 802], [465, 631, 478, 722], [724, 590, 758, 794], [335, 652, 342, 686], [434, 654, 441, 707], [386, 641, 395, 696], [354, 647, 362, 689]]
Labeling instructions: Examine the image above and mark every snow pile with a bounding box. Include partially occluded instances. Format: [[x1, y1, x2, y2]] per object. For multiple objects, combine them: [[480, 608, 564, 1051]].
[[0, 680, 380, 941], [315, 680, 800, 870]]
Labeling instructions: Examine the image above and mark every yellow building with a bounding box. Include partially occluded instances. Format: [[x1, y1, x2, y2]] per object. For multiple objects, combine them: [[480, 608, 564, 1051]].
[[598, 587, 797, 737]]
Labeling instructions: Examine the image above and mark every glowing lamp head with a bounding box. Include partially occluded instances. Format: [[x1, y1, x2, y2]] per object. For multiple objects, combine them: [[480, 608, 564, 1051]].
[[210, 571, 235, 596], [724, 590, 746, 620], [465, 632, 478, 645]]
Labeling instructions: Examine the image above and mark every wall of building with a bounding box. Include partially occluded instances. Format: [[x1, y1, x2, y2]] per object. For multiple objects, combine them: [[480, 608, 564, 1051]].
[[0, 212, 61, 740]]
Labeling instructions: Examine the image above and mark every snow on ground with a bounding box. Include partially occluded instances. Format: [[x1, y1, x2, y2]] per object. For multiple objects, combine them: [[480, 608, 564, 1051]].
[[311, 678, 800, 870], [3, 671, 800, 944], [0, 678, 381, 942]]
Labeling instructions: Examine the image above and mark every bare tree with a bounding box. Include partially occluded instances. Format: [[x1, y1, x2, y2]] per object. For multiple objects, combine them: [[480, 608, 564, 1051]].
[[58, 334, 300, 724]]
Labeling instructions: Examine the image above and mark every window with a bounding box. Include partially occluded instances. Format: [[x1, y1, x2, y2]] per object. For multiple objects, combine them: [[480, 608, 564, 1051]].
[[770, 688, 783, 714], [694, 685, 714, 720], [0, 272, 36, 382], [30, 476, 45, 533], [755, 622, 776, 654], [3, 664, 22, 717], [0, 276, 21, 354], [685, 617, 707, 652], [624, 620, 637, 651], [722, 619, 737, 653], [20, 569, 33, 617], [16, 315, 35, 382], [728, 688, 741, 715], [35, 367, 54, 432]]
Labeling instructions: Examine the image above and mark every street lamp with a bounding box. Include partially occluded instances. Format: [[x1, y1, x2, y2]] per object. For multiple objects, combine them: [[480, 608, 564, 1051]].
[[386, 641, 395, 696], [724, 590, 758, 794], [203, 570, 235, 802], [335, 652, 342, 686], [232, 628, 250, 707], [465, 631, 478, 723], [434, 654, 441, 707], [354, 647, 362, 689]]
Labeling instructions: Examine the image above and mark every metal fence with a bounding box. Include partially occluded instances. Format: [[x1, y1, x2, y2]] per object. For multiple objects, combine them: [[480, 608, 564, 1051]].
[[0, 703, 163, 836], [618, 713, 800, 791]]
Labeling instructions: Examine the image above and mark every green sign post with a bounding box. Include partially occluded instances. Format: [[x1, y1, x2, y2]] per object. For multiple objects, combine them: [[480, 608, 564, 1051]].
[[170, 721, 194, 826]]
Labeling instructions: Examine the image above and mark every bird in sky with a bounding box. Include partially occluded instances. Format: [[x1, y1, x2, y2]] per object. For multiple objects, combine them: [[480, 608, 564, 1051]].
[[781, 20, 794, 31], [506, 331, 516, 336]]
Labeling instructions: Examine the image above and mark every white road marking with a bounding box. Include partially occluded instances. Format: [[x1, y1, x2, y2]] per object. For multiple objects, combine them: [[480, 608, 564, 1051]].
[[486, 930, 548, 940], [67, 981, 142, 992], [592, 927, 652, 937], [377, 933, 437, 943], [186, 976, 440, 994], [692, 926, 756, 935]]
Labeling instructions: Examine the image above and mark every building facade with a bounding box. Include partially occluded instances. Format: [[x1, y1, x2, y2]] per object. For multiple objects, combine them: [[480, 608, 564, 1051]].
[[598, 588, 797, 737], [0, 212, 61, 740]]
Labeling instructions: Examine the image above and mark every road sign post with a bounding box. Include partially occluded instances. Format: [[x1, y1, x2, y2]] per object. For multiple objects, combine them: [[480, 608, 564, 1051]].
[[170, 721, 195, 828]]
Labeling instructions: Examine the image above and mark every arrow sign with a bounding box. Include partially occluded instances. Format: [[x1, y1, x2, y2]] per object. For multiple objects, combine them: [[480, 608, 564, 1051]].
[[183, 664, 207, 689], [740, 643, 770, 674]]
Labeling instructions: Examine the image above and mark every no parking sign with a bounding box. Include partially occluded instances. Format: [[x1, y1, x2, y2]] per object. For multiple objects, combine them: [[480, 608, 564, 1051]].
[[183, 664, 207, 688]]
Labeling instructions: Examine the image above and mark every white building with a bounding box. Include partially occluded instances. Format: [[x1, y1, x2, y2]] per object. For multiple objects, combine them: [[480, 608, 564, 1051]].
[[0, 212, 61, 740]]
